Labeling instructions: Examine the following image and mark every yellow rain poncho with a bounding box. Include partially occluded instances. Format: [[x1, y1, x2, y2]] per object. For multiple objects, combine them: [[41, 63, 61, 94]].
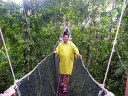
[[56, 41, 79, 75]]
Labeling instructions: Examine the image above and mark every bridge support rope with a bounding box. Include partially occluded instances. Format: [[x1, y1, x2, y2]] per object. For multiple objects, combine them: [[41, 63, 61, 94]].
[[102, 0, 127, 87]]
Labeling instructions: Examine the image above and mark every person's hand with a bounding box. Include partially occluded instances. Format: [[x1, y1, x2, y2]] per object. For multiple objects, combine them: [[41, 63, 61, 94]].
[[78, 54, 82, 59], [53, 51, 57, 54]]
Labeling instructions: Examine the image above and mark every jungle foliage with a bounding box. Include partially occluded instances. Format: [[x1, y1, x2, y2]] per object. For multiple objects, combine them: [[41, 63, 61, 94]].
[[0, 0, 128, 96]]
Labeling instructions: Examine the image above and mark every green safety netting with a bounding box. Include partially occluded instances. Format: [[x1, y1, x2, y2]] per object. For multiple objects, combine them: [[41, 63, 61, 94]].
[[15, 54, 58, 96], [70, 58, 106, 96], [14, 53, 108, 96]]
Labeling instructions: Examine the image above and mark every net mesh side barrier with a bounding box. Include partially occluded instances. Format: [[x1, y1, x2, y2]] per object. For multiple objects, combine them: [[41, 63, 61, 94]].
[[70, 58, 106, 96], [15, 54, 58, 96], [14, 53, 108, 96]]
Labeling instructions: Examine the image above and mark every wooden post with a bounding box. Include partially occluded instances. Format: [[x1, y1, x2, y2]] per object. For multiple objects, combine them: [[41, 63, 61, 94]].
[[125, 74, 128, 96]]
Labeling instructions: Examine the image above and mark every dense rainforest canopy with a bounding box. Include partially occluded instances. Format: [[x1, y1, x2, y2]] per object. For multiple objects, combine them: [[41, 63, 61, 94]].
[[0, 0, 128, 96]]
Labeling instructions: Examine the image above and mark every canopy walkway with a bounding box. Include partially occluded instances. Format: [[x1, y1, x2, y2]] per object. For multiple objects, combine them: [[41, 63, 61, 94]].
[[0, 27, 114, 96], [14, 52, 108, 96], [8, 28, 113, 96], [0, 0, 126, 95]]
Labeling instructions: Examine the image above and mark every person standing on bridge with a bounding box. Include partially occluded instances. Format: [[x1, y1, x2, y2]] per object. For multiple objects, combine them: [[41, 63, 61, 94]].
[[53, 29, 82, 93]]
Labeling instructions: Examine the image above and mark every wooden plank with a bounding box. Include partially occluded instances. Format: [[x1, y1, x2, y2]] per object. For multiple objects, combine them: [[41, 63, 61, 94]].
[[58, 86, 70, 96]]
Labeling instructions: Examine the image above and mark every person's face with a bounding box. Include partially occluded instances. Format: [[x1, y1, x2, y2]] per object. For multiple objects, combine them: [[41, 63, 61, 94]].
[[63, 35, 69, 43]]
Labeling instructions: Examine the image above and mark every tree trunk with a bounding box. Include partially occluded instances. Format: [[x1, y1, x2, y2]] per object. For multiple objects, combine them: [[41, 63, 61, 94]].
[[108, 26, 112, 39], [23, 0, 30, 67]]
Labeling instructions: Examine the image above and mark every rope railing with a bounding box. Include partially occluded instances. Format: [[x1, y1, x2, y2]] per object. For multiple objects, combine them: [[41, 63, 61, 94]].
[[0, 27, 22, 96], [102, 0, 127, 87], [0, 28, 16, 81], [17, 53, 53, 82]]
